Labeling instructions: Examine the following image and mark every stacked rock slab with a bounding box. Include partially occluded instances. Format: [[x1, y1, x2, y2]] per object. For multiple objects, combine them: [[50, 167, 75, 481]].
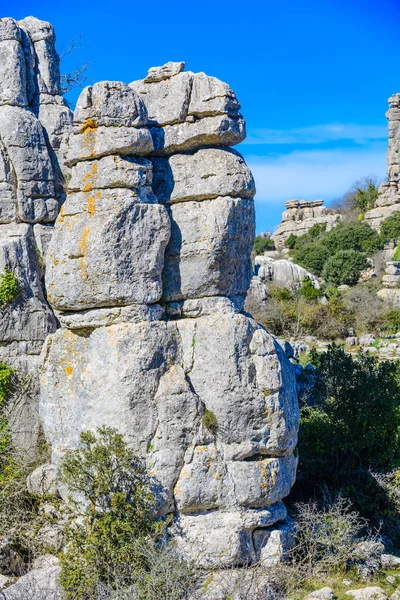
[[377, 261, 400, 306], [0, 17, 72, 449], [272, 199, 342, 248], [40, 62, 299, 567], [365, 94, 400, 230]]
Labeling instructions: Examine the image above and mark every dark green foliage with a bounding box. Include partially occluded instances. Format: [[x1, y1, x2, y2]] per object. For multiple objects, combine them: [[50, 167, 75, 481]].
[[202, 409, 218, 434], [291, 222, 380, 280], [383, 308, 400, 334], [321, 222, 381, 255], [380, 212, 400, 244], [0, 363, 12, 406], [253, 235, 275, 254], [286, 233, 298, 249], [59, 427, 158, 599], [299, 277, 323, 301], [292, 244, 330, 276], [296, 346, 400, 512], [0, 271, 19, 308], [322, 250, 368, 286]]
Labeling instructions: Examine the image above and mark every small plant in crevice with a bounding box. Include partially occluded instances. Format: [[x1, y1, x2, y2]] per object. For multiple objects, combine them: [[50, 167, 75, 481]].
[[202, 409, 218, 435], [0, 270, 19, 308]]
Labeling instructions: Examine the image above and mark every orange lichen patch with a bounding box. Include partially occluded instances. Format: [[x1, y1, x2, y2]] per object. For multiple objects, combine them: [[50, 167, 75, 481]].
[[79, 226, 90, 256], [78, 226, 90, 279], [82, 163, 99, 193], [54, 259, 59, 266], [80, 118, 97, 134], [87, 196, 96, 216], [65, 365, 73, 376]]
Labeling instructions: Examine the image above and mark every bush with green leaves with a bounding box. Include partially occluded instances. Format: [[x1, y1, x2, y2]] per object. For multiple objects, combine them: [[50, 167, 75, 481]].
[[0, 270, 19, 308], [322, 250, 368, 286], [59, 427, 157, 599], [253, 235, 275, 255], [321, 221, 381, 255], [291, 222, 381, 279], [296, 345, 400, 513], [299, 277, 322, 301], [380, 212, 400, 244], [286, 233, 298, 249], [292, 243, 330, 276], [59, 426, 197, 600]]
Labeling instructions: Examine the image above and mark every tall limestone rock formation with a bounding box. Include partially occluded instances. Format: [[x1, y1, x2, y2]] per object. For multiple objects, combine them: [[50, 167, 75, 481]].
[[272, 199, 342, 248], [365, 94, 400, 229], [40, 61, 299, 567], [0, 17, 71, 449]]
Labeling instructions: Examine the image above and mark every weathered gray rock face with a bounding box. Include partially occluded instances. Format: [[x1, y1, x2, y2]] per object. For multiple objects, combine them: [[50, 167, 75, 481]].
[[0, 16, 70, 452], [365, 94, 400, 229], [163, 196, 254, 301], [39, 60, 299, 569], [130, 63, 246, 156], [378, 261, 400, 307], [272, 199, 342, 248]]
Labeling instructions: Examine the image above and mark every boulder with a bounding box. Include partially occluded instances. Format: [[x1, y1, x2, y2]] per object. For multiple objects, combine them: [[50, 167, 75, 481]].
[[255, 256, 320, 289], [304, 588, 336, 600], [346, 588, 388, 600], [26, 463, 58, 496], [359, 334, 376, 347], [152, 148, 255, 204], [2, 566, 62, 600], [46, 190, 170, 310], [163, 196, 254, 301], [149, 114, 245, 156], [74, 81, 147, 127], [381, 554, 400, 569]]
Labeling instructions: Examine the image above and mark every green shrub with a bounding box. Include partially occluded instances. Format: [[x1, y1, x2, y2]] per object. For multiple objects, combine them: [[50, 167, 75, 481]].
[[322, 250, 368, 286], [299, 277, 322, 301], [354, 182, 379, 212], [0, 363, 12, 406], [321, 222, 381, 254], [393, 243, 400, 260], [269, 285, 293, 301], [202, 409, 218, 434], [59, 427, 158, 599], [292, 244, 330, 276], [286, 234, 298, 249], [253, 235, 275, 255], [296, 345, 400, 512], [383, 308, 400, 334], [380, 212, 400, 244], [0, 271, 19, 308]]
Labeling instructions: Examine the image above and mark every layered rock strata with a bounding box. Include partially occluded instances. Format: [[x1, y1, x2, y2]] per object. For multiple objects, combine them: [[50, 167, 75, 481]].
[[365, 94, 400, 229], [40, 62, 299, 567], [377, 261, 400, 306], [272, 199, 342, 248], [0, 17, 71, 449]]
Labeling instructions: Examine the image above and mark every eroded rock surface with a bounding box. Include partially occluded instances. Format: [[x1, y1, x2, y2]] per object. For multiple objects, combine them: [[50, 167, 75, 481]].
[[365, 94, 400, 229], [0, 16, 71, 450], [39, 61, 299, 568]]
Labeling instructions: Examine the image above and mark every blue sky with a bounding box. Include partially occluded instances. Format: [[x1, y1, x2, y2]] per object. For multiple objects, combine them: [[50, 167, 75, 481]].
[[3, 0, 399, 232]]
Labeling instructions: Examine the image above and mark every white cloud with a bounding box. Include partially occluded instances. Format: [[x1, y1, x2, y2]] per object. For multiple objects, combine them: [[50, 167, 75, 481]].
[[243, 123, 387, 145], [244, 144, 387, 208]]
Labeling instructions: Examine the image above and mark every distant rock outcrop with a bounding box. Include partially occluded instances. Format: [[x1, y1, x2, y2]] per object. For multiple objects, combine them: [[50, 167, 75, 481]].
[[36, 60, 300, 567], [272, 199, 342, 248], [365, 94, 400, 229]]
